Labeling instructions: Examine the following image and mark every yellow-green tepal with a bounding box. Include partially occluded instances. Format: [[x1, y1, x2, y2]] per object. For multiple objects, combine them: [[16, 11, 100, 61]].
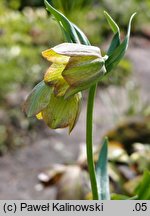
[[42, 43, 107, 98], [23, 81, 81, 133]]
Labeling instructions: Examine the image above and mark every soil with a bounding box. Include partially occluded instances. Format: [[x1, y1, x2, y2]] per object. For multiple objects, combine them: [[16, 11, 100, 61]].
[[0, 37, 150, 199]]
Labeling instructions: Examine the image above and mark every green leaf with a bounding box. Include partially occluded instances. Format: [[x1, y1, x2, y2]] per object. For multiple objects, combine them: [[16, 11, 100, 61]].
[[44, 0, 90, 46], [104, 11, 120, 57], [72, 23, 90, 45], [135, 170, 150, 200], [107, 32, 120, 56], [105, 13, 136, 73], [106, 38, 128, 72], [44, 0, 79, 43], [111, 193, 138, 200], [96, 137, 110, 200], [23, 81, 52, 117], [111, 193, 130, 200], [104, 11, 120, 34]]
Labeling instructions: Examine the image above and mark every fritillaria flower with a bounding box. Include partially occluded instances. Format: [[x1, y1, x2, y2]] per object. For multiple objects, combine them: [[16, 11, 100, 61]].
[[42, 43, 107, 98], [23, 81, 81, 133], [24, 43, 107, 132]]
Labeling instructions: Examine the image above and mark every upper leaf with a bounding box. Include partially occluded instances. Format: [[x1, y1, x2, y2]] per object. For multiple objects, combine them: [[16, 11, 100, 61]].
[[107, 32, 120, 56], [44, 0, 79, 43], [104, 11, 121, 57], [72, 23, 90, 45], [104, 11, 120, 34], [44, 0, 90, 46], [105, 13, 136, 73]]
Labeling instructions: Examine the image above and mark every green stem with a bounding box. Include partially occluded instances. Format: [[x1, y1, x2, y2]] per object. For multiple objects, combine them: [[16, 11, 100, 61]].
[[86, 84, 99, 200]]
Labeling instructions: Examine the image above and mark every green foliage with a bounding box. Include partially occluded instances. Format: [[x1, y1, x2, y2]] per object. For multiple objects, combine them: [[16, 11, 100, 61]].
[[105, 13, 136, 73], [44, 0, 80, 43], [111, 193, 132, 200]]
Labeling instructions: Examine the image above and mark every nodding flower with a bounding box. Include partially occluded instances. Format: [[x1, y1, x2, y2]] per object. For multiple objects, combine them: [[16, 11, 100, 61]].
[[23, 81, 81, 133], [42, 43, 107, 98], [23, 43, 107, 132]]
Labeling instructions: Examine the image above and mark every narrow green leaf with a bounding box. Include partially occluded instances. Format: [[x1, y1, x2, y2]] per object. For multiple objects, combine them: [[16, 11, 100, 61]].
[[44, 0, 79, 43], [60, 25, 73, 43], [23, 81, 52, 117], [111, 193, 138, 200], [96, 137, 110, 200], [104, 11, 120, 34], [105, 13, 136, 73], [72, 23, 90, 45], [44, 0, 90, 46], [128, 195, 138, 200], [135, 170, 150, 200], [107, 32, 120, 56], [104, 11, 120, 57], [111, 193, 130, 200], [106, 38, 127, 72]]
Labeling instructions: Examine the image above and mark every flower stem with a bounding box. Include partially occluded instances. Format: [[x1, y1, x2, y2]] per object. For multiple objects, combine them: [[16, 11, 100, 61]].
[[86, 84, 99, 200]]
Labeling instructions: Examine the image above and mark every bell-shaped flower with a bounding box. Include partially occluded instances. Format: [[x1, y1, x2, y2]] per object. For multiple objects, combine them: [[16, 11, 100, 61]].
[[23, 81, 81, 133], [42, 43, 107, 98]]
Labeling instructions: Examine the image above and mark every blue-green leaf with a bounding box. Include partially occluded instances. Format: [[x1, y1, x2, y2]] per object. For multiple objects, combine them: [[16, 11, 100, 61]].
[[23, 81, 52, 117], [96, 137, 110, 200], [105, 13, 136, 73]]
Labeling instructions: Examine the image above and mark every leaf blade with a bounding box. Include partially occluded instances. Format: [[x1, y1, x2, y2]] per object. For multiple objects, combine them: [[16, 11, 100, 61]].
[[104, 11, 120, 34], [96, 137, 110, 200], [135, 170, 150, 200], [44, 0, 79, 43], [72, 23, 90, 45], [105, 13, 136, 73], [107, 32, 120, 56]]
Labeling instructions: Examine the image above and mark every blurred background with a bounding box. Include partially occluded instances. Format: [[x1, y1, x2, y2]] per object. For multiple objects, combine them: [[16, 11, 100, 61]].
[[0, 0, 150, 199]]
